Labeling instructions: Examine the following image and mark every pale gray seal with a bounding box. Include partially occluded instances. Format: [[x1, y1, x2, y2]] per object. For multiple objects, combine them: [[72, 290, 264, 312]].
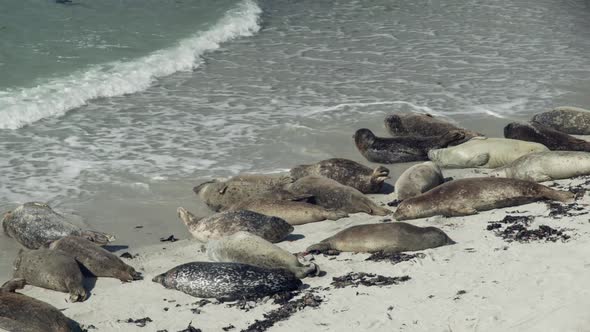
[[49, 236, 142, 282], [384, 113, 481, 145], [290, 158, 390, 194], [353, 128, 465, 163], [395, 161, 444, 200], [287, 176, 391, 216], [0, 279, 82, 332], [531, 106, 590, 135], [428, 137, 549, 168], [177, 207, 294, 243], [393, 177, 574, 221], [193, 175, 306, 211], [2, 202, 115, 249], [13, 249, 86, 302], [305, 223, 455, 253], [504, 122, 590, 151], [490, 151, 590, 182], [207, 231, 319, 278], [152, 262, 302, 301], [228, 199, 348, 225]]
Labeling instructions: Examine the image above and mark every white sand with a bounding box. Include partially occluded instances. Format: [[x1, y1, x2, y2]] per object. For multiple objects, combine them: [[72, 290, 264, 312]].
[[8, 168, 590, 332]]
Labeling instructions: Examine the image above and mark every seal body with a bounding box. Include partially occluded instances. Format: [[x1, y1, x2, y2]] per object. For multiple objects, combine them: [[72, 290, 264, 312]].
[[490, 151, 590, 182], [354, 128, 465, 164], [49, 236, 142, 282], [229, 199, 348, 225], [393, 177, 574, 220], [290, 158, 389, 194], [306, 223, 455, 253], [13, 249, 86, 302], [193, 175, 304, 211], [384, 113, 481, 145], [0, 279, 82, 332], [152, 262, 302, 301], [287, 176, 391, 216], [504, 122, 590, 151], [395, 162, 444, 200], [2, 202, 114, 249], [531, 106, 590, 135], [177, 207, 293, 243], [428, 137, 549, 168], [206, 231, 319, 278]]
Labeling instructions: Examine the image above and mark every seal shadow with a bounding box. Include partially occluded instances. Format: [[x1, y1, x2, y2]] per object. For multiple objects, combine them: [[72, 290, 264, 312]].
[[284, 234, 305, 242], [81, 276, 97, 300], [380, 183, 395, 194], [103, 245, 129, 253]]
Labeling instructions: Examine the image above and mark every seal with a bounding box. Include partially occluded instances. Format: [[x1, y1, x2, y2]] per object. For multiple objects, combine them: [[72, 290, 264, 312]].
[[384, 113, 482, 145], [193, 176, 307, 212], [353, 128, 465, 163], [228, 199, 348, 225], [290, 158, 390, 194], [393, 177, 574, 220], [207, 231, 319, 278], [531, 106, 590, 135], [287, 175, 391, 216], [49, 236, 142, 282], [428, 137, 549, 168], [305, 223, 455, 253], [177, 207, 294, 243], [13, 249, 86, 302], [490, 151, 590, 182], [395, 161, 444, 200], [0, 278, 82, 332], [2, 202, 115, 249], [504, 122, 590, 151], [152, 261, 302, 301]]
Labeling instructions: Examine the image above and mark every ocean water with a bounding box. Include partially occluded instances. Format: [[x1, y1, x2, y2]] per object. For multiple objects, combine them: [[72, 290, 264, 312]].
[[1, 0, 590, 277]]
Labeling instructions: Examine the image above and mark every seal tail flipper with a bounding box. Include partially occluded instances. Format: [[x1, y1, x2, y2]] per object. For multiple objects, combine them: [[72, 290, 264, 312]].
[[370, 205, 393, 216], [306, 262, 321, 277], [0, 278, 26, 292], [542, 188, 575, 203], [305, 242, 332, 254], [79, 230, 115, 246], [440, 130, 465, 146], [371, 166, 390, 182]]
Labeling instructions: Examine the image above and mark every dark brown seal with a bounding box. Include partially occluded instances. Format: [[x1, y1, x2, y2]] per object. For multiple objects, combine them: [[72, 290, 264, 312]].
[[504, 122, 590, 151], [353, 128, 465, 164], [384, 113, 482, 145], [394, 177, 574, 221]]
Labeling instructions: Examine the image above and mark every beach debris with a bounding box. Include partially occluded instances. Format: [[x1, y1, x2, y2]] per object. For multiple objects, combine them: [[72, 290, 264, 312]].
[[453, 290, 467, 300], [178, 323, 201, 332], [120, 252, 138, 259], [487, 215, 570, 242], [118, 317, 152, 327], [331, 273, 411, 288], [365, 251, 425, 264], [222, 324, 236, 331], [546, 202, 587, 218], [160, 235, 179, 242]]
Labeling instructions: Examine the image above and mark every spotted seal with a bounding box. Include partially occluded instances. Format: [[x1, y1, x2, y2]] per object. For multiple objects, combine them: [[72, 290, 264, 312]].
[[2, 202, 115, 249], [490, 151, 590, 182], [306, 223, 455, 254], [229, 199, 348, 225], [49, 236, 142, 282], [504, 122, 590, 151], [395, 161, 444, 200], [287, 175, 391, 216], [207, 231, 319, 278], [384, 113, 481, 145], [354, 128, 465, 163], [152, 262, 302, 301], [531, 106, 590, 135], [290, 158, 390, 194], [177, 207, 294, 243], [393, 177, 574, 220], [13, 249, 86, 302]]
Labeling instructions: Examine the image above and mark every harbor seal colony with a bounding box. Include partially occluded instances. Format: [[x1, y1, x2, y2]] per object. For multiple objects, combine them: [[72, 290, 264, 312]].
[[0, 279, 82, 332], [49, 236, 142, 282], [2, 202, 115, 249], [152, 262, 302, 301], [504, 122, 590, 151], [177, 207, 294, 243], [384, 113, 482, 145], [428, 137, 549, 168], [305, 223, 455, 254], [490, 151, 590, 182], [193, 175, 308, 211], [353, 128, 465, 163], [287, 175, 392, 216], [229, 199, 348, 225], [13, 249, 86, 302], [393, 177, 574, 221], [207, 231, 319, 278], [395, 161, 444, 200], [531, 106, 590, 135], [290, 158, 390, 194]]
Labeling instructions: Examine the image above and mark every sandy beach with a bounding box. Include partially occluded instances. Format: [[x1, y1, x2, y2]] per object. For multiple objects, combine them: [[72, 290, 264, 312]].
[[3, 166, 590, 332]]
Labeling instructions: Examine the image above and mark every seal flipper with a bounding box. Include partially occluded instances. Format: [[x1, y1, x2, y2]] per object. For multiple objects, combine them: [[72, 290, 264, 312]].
[[0, 278, 26, 293], [446, 206, 477, 217], [79, 230, 115, 246], [467, 153, 490, 167], [305, 242, 332, 254]]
